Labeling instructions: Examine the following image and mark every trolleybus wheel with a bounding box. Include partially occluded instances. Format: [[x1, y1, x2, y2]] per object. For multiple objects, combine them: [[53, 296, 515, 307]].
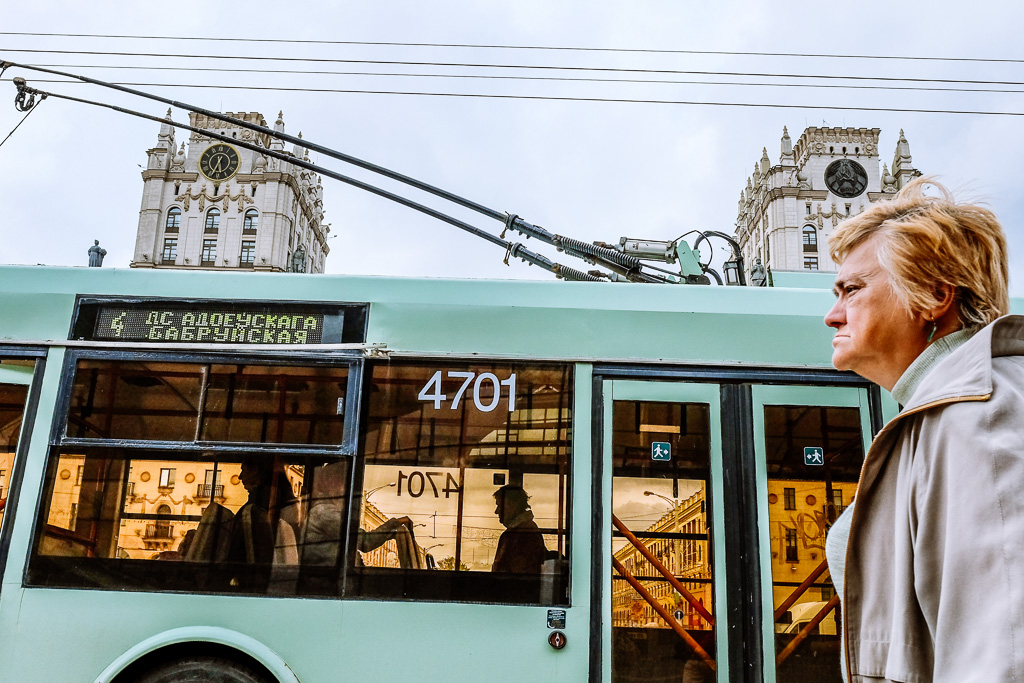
[[130, 654, 275, 683]]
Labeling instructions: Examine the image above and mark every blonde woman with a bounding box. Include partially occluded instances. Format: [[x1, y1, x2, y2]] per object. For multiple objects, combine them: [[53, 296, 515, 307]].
[[823, 177, 1024, 682]]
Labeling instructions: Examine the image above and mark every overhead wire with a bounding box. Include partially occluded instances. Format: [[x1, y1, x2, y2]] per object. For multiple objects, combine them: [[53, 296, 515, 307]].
[[5, 48, 1024, 88], [1, 31, 1021, 65], [13, 62, 1024, 96], [4, 77, 1023, 117]]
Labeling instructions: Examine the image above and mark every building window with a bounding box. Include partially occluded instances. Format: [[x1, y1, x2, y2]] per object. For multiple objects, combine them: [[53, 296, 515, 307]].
[[239, 240, 256, 267], [845, 203, 852, 216], [243, 209, 259, 234], [785, 528, 799, 563], [201, 239, 217, 266], [0, 469, 5, 499], [165, 207, 181, 234], [804, 256, 819, 271], [802, 225, 818, 253], [76, 465, 84, 486], [159, 468, 176, 488], [204, 208, 220, 233], [161, 238, 177, 263], [805, 203, 812, 216], [830, 489, 843, 506], [783, 487, 796, 510]]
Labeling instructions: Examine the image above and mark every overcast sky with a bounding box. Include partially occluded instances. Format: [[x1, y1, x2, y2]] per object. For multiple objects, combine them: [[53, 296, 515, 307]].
[[2, 1, 1023, 294]]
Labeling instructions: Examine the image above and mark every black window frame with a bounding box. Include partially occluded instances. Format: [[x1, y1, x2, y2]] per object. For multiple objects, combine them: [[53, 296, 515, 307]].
[[26, 348, 366, 597]]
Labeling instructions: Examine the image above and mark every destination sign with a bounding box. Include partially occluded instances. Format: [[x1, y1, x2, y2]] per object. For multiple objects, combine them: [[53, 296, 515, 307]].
[[94, 306, 328, 344]]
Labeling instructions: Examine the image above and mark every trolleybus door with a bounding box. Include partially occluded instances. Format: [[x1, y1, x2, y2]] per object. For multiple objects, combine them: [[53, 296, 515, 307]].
[[604, 380, 727, 683], [752, 385, 871, 683]]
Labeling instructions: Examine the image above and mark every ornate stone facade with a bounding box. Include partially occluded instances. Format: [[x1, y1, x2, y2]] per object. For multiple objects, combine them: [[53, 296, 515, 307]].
[[131, 110, 330, 273], [734, 127, 921, 277]]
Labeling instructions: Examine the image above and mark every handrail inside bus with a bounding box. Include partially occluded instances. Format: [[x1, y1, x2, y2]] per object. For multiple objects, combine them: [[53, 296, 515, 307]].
[[611, 556, 716, 673], [611, 513, 714, 627], [775, 594, 840, 667], [773, 557, 829, 621]]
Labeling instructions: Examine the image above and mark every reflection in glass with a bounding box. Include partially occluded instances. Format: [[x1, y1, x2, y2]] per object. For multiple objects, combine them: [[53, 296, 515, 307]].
[[31, 448, 356, 597], [66, 360, 348, 445], [352, 362, 572, 606], [763, 405, 864, 682], [612, 401, 716, 682], [0, 364, 33, 531]]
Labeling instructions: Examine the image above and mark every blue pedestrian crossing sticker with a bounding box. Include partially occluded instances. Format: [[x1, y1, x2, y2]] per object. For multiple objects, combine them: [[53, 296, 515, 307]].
[[804, 446, 824, 466], [652, 441, 672, 461]]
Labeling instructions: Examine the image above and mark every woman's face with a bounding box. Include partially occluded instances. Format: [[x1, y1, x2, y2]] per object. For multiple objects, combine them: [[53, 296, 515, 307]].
[[824, 237, 928, 390]]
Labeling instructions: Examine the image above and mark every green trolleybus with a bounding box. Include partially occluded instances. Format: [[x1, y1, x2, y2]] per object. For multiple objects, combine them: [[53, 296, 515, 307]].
[[0, 265, 899, 682]]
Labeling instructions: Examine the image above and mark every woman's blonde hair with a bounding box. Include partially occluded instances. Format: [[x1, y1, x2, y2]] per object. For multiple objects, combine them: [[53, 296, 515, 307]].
[[829, 176, 1009, 326]]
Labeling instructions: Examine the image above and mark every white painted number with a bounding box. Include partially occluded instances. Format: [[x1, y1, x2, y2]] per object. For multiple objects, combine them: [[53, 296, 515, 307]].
[[417, 370, 447, 409], [417, 371, 518, 412]]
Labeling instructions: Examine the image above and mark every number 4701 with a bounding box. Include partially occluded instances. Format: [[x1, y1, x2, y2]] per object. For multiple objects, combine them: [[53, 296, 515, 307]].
[[417, 370, 517, 412]]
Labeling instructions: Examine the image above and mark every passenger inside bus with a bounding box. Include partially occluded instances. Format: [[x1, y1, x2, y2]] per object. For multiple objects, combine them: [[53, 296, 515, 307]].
[[303, 461, 422, 569], [491, 484, 547, 574]]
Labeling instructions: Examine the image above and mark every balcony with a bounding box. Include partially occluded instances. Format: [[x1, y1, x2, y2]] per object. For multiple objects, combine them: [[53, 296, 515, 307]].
[[803, 242, 818, 253], [195, 483, 224, 500]]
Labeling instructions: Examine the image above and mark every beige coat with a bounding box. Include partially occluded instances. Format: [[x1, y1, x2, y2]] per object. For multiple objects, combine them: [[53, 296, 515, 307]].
[[844, 315, 1024, 682]]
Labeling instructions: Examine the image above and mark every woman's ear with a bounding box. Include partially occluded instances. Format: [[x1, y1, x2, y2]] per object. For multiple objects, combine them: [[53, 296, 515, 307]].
[[927, 284, 957, 321]]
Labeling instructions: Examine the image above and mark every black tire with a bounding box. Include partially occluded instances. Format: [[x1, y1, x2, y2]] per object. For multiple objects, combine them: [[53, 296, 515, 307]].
[[129, 655, 275, 683]]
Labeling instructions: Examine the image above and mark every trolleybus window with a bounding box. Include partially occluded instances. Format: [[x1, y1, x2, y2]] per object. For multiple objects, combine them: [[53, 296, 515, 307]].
[[0, 358, 35, 532], [29, 356, 357, 597], [611, 400, 717, 681], [349, 361, 572, 606]]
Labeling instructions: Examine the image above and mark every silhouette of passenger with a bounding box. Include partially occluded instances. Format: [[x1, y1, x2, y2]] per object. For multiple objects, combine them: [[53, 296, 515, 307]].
[[227, 457, 297, 564], [491, 484, 547, 574]]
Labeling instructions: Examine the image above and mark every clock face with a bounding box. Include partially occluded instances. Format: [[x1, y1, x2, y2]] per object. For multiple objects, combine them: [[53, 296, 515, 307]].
[[199, 144, 240, 181], [824, 159, 868, 198]]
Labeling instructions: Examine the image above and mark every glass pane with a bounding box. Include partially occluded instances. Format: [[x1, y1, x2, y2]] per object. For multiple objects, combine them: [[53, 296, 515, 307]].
[[0, 366, 33, 531], [200, 364, 348, 445], [66, 360, 348, 445], [612, 400, 717, 683], [764, 404, 864, 682], [31, 447, 352, 597], [350, 362, 572, 606]]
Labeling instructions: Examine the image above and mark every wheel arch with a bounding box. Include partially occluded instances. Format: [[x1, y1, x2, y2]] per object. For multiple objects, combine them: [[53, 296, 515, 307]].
[[96, 626, 300, 683]]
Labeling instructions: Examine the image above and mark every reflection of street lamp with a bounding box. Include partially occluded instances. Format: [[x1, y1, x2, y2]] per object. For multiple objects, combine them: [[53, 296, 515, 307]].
[[643, 490, 676, 507], [365, 482, 396, 501]]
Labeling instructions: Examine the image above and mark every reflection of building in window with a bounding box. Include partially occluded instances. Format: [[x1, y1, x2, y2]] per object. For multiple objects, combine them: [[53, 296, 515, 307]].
[[783, 487, 795, 510], [785, 528, 799, 563], [75, 465, 84, 486], [159, 468, 175, 489], [611, 485, 712, 631]]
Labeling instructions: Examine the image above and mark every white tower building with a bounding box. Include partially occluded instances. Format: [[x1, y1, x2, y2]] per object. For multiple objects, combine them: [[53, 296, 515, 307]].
[[734, 127, 920, 278], [131, 110, 329, 273]]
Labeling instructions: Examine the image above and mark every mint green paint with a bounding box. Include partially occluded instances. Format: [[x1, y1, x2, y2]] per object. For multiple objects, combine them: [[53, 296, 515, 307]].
[[606, 381, 727, 683], [750, 385, 872, 683], [0, 365, 34, 385], [0, 265, 847, 367]]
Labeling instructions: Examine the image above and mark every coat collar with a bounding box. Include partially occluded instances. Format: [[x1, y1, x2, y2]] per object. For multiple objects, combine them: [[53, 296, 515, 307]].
[[900, 315, 1024, 413]]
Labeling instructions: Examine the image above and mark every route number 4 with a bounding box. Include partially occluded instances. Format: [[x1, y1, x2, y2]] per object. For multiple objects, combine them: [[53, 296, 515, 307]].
[[417, 370, 517, 412]]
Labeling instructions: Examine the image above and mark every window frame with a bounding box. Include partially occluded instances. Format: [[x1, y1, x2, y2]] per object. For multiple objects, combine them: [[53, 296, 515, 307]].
[[200, 239, 218, 266], [242, 209, 259, 235], [161, 238, 178, 264], [27, 348, 368, 596], [204, 208, 221, 234], [165, 207, 181, 234]]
